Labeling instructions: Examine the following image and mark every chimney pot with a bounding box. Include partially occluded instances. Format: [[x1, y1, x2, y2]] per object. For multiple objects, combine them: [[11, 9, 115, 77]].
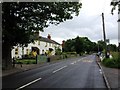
[[47, 34, 51, 39]]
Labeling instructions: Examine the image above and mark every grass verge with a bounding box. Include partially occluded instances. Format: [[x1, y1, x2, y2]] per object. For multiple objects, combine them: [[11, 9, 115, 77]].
[[16, 59, 36, 64], [102, 52, 120, 69]]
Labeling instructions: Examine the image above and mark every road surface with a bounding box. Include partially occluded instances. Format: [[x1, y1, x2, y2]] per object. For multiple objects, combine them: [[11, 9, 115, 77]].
[[2, 54, 106, 89]]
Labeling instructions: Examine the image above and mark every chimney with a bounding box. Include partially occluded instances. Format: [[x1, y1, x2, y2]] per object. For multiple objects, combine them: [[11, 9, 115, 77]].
[[62, 40, 65, 47], [47, 34, 51, 39]]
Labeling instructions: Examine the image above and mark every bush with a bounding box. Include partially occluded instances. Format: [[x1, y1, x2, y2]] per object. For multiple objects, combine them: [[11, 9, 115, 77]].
[[102, 57, 120, 68], [102, 52, 120, 68]]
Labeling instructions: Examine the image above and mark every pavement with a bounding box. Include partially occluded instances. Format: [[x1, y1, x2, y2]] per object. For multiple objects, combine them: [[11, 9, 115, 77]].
[[2, 56, 120, 89], [101, 64, 120, 89], [2, 64, 45, 77], [2, 60, 60, 77], [96, 56, 119, 89]]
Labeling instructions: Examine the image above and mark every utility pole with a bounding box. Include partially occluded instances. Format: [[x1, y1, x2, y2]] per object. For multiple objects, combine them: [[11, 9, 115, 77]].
[[102, 13, 107, 58]]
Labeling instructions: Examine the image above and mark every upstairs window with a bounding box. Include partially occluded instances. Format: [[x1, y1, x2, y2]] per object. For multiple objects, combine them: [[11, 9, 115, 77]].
[[15, 48, 18, 55]]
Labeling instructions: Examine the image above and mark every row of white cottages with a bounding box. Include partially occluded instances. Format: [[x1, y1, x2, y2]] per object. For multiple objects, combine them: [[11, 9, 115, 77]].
[[11, 34, 62, 59]]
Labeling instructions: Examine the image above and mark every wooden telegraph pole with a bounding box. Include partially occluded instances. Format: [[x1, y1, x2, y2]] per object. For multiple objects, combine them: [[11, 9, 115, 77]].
[[102, 13, 107, 58]]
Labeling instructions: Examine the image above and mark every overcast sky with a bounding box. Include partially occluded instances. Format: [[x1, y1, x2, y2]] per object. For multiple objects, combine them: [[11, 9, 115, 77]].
[[41, 0, 118, 46]]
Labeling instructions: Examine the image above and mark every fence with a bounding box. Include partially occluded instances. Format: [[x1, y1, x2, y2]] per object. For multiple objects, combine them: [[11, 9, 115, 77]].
[[37, 55, 47, 63]]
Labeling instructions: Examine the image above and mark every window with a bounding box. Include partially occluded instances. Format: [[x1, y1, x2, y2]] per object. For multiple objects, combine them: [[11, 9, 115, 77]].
[[22, 47, 24, 55], [15, 48, 18, 55], [26, 49, 29, 55]]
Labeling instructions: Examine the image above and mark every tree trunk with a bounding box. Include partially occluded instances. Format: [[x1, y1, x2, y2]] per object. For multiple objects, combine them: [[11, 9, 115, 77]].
[[2, 42, 13, 70]]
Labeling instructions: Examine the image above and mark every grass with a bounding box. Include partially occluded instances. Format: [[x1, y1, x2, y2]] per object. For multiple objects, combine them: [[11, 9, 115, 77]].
[[102, 52, 120, 69], [16, 59, 36, 64]]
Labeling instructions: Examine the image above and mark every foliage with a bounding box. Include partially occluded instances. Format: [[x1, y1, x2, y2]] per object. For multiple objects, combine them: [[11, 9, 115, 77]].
[[2, 2, 82, 68], [2, 2, 82, 47], [64, 39, 75, 52], [97, 40, 106, 52], [107, 44, 118, 52], [74, 36, 83, 54], [55, 47, 62, 55], [64, 36, 97, 54], [110, 0, 120, 14], [81, 37, 95, 54], [102, 52, 120, 68], [66, 52, 77, 55]]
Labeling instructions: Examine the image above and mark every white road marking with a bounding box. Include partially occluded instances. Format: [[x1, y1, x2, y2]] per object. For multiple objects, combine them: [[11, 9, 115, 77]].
[[71, 62, 74, 64], [71, 59, 82, 65], [16, 77, 42, 90], [99, 69, 101, 72], [99, 69, 102, 74], [53, 66, 67, 73]]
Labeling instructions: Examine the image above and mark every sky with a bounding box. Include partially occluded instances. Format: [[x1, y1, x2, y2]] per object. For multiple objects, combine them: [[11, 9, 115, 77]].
[[41, 0, 118, 46]]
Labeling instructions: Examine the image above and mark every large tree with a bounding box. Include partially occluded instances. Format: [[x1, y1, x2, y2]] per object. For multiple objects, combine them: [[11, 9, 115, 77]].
[[81, 37, 94, 54], [2, 2, 82, 69], [64, 39, 75, 52], [107, 44, 117, 52], [64, 36, 97, 54], [97, 40, 106, 52], [111, 0, 120, 14], [74, 36, 83, 55]]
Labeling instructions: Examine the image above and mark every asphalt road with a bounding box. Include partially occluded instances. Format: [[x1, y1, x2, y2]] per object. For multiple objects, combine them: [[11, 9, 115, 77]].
[[2, 54, 106, 89]]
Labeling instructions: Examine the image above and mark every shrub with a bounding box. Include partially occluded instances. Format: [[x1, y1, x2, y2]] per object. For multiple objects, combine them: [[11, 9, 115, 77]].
[[102, 57, 120, 68]]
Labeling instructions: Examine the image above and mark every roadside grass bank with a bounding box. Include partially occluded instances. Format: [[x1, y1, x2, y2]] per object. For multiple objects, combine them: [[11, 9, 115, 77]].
[[102, 52, 120, 69]]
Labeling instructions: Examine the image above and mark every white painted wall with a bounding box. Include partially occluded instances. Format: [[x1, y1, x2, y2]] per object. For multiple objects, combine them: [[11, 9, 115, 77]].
[[11, 40, 62, 58], [11, 46, 22, 59]]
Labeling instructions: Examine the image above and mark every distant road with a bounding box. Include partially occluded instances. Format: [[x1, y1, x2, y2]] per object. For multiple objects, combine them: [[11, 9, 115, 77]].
[[3, 55, 106, 89]]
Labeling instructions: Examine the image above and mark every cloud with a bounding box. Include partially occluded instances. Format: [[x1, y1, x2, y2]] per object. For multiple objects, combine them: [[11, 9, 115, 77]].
[[41, 0, 118, 46]]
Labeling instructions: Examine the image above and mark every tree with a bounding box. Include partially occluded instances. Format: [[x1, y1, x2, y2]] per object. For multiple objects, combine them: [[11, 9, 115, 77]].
[[74, 36, 83, 55], [2, 2, 82, 69], [111, 0, 120, 14], [92, 42, 98, 52], [64, 39, 75, 52], [81, 37, 93, 54], [107, 44, 117, 52], [97, 40, 106, 52], [64, 36, 97, 55], [55, 47, 62, 55]]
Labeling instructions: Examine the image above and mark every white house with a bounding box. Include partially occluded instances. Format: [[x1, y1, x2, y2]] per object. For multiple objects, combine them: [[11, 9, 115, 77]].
[[11, 33, 62, 59]]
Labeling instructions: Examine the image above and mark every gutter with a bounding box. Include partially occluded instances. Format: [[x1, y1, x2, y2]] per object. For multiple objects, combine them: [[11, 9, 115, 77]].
[[96, 57, 111, 90]]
